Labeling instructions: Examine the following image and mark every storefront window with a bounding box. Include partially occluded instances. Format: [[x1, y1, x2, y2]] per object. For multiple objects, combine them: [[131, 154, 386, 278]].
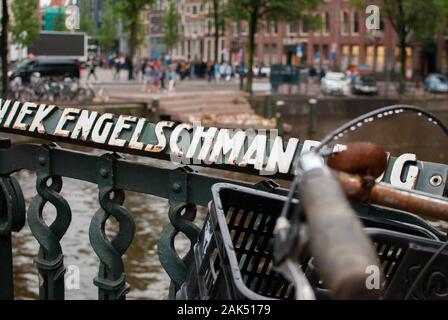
[[351, 45, 359, 65], [366, 46, 375, 67], [341, 45, 350, 70], [376, 46, 385, 72]]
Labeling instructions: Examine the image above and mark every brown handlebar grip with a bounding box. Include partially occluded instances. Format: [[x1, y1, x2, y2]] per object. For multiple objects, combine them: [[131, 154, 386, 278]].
[[299, 162, 383, 299]]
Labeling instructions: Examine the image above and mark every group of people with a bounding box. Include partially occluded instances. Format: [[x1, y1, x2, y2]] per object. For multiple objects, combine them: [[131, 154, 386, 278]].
[[85, 53, 245, 93], [206, 61, 235, 82], [141, 59, 179, 93]]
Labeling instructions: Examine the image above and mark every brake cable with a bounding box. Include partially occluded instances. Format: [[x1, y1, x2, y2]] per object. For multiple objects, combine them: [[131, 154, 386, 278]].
[[274, 104, 448, 300]]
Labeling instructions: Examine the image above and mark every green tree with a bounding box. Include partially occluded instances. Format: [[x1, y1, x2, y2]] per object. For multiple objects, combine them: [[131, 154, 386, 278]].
[[163, 0, 180, 53], [52, 6, 67, 31], [79, 0, 94, 34], [96, 0, 117, 52], [10, 0, 39, 48], [205, 0, 226, 63], [115, 0, 154, 68], [353, 0, 446, 94], [226, 0, 321, 93], [1, 0, 9, 96]]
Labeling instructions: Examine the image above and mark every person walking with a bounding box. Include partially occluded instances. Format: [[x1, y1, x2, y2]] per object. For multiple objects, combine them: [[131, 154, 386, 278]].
[[114, 56, 121, 80], [168, 65, 178, 93], [87, 56, 98, 82], [126, 56, 134, 80]]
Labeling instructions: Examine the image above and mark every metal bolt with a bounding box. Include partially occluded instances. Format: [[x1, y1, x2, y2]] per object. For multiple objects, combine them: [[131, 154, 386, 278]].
[[38, 156, 46, 166], [429, 174, 443, 187], [100, 168, 109, 178], [172, 182, 181, 193]]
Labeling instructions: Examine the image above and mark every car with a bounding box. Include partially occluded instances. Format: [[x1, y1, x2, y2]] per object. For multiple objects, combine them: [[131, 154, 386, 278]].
[[253, 65, 271, 78], [352, 74, 379, 95], [320, 72, 351, 96], [424, 73, 448, 93], [9, 58, 81, 83]]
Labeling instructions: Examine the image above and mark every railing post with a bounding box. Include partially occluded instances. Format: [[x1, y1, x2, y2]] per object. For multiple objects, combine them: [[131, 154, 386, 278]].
[[89, 153, 135, 300], [308, 98, 317, 134], [275, 100, 284, 136], [158, 167, 200, 298], [0, 138, 25, 299], [27, 144, 72, 300]]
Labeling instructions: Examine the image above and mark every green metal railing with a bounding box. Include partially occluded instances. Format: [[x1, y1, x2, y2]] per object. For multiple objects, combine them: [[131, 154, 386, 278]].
[[0, 140, 291, 300], [0, 99, 447, 300]]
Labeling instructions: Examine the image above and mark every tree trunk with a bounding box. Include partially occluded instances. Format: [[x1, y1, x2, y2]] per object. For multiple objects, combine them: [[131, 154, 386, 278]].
[[245, 13, 258, 94], [213, 0, 219, 63], [398, 38, 407, 95], [128, 21, 137, 80], [1, 0, 9, 97], [397, 0, 406, 95]]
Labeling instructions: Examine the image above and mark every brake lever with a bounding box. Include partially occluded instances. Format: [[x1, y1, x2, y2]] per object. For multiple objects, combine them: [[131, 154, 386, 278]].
[[273, 216, 315, 300], [274, 259, 315, 300]]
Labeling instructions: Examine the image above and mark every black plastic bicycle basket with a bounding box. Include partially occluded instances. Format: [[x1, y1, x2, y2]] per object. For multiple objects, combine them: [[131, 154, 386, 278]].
[[177, 183, 448, 300]]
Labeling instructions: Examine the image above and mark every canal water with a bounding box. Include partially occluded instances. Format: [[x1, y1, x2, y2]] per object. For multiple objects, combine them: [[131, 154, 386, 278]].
[[10, 108, 448, 300]]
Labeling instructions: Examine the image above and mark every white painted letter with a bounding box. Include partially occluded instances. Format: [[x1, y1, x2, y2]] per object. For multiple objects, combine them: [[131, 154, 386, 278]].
[[265, 137, 299, 174], [91, 113, 114, 144], [54, 108, 80, 137], [109, 115, 137, 147], [390, 153, 419, 190]]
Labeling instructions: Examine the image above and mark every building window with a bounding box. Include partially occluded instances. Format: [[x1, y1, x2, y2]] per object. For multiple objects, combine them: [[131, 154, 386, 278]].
[[352, 11, 359, 34], [376, 46, 385, 71], [341, 11, 349, 34], [366, 46, 375, 67], [322, 44, 329, 61], [300, 17, 309, 35], [271, 44, 278, 63], [351, 45, 359, 65], [271, 21, 278, 35], [322, 12, 330, 35], [287, 21, 298, 34], [265, 21, 270, 34], [341, 45, 350, 70], [313, 13, 320, 35], [313, 44, 320, 63]]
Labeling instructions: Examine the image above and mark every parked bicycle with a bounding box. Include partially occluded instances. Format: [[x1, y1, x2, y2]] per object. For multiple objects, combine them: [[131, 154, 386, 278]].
[[10, 73, 107, 103]]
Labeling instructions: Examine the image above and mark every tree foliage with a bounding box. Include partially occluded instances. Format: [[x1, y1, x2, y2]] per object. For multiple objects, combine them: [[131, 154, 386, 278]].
[[163, 0, 180, 52], [10, 0, 39, 48], [96, 0, 117, 52], [52, 6, 67, 31], [114, 0, 154, 61], [204, 0, 226, 62], [226, 0, 321, 93], [79, 0, 94, 35]]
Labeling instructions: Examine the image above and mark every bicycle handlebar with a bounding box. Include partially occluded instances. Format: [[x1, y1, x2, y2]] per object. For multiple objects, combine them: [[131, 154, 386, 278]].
[[298, 153, 382, 299]]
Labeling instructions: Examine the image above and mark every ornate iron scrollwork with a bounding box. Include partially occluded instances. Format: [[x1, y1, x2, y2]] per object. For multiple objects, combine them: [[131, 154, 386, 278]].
[[27, 145, 72, 300], [158, 202, 200, 298], [0, 173, 26, 300], [89, 153, 135, 300]]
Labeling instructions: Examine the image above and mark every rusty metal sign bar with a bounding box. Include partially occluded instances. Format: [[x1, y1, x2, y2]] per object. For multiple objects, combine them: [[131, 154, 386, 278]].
[[0, 99, 446, 196]]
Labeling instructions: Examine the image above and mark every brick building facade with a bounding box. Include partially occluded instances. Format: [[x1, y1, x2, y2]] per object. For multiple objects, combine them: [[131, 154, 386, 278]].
[[170, 0, 448, 79]]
